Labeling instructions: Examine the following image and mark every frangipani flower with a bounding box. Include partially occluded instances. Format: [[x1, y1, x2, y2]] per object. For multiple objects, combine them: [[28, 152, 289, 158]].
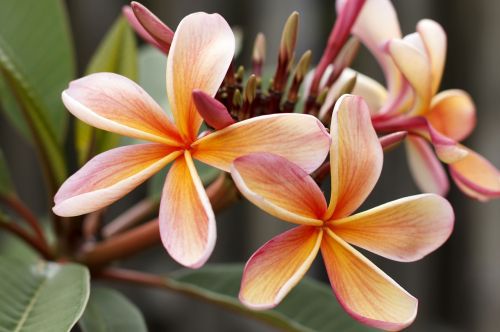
[[231, 95, 454, 331], [53, 13, 330, 268], [336, 0, 500, 200]]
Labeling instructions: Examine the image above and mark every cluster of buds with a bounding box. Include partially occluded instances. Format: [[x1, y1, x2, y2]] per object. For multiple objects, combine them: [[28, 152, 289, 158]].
[[124, 1, 365, 130]]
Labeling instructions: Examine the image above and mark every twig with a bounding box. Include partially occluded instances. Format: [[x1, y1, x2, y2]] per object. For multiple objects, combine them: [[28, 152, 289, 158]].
[[81, 218, 159, 267], [102, 199, 157, 238], [0, 195, 48, 247], [0, 216, 53, 260]]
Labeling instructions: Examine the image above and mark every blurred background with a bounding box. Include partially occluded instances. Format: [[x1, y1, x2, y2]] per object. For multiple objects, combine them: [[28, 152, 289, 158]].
[[1, 0, 500, 331]]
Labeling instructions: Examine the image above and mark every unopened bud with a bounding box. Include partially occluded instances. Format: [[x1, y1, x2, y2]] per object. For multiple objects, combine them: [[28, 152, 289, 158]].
[[235, 65, 245, 83], [244, 75, 257, 103], [130, 2, 174, 54], [294, 50, 312, 83], [279, 12, 299, 63], [232, 89, 243, 107], [252, 33, 266, 65]]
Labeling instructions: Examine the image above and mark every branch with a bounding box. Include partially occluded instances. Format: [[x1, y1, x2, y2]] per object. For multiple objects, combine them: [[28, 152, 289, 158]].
[[0, 195, 48, 247], [102, 199, 157, 238], [0, 216, 53, 260]]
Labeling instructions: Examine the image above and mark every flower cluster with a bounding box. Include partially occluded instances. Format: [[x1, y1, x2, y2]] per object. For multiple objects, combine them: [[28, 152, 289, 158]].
[[52, 0, 499, 330]]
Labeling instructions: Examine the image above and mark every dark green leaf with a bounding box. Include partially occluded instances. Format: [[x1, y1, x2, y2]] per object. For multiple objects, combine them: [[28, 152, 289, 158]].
[[0, 0, 74, 140], [171, 264, 375, 332], [0, 0, 72, 184], [0, 256, 90, 332], [76, 15, 138, 165], [80, 287, 147, 332]]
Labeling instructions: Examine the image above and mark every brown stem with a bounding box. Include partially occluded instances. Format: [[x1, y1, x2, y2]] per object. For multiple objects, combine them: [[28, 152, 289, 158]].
[[0, 216, 53, 260], [83, 209, 106, 240], [102, 199, 157, 238], [81, 219, 159, 268], [0, 195, 48, 247]]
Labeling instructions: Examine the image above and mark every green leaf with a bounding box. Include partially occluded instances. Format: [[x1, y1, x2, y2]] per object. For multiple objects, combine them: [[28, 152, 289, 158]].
[[76, 15, 138, 165], [0, 0, 73, 184], [79, 287, 147, 332], [170, 264, 375, 332], [138, 46, 169, 111], [0, 256, 90, 332], [0, 150, 13, 196]]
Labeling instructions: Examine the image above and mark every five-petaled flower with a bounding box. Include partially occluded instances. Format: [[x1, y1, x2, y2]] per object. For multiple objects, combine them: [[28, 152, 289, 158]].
[[231, 95, 454, 331], [53, 12, 330, 268], [334, 0, 500, 200]]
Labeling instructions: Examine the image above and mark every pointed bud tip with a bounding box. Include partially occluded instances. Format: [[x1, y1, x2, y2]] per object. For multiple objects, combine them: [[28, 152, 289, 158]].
[[244, 75, 258, 103], [252, 33, 266, 63], [192, 90, 235, 130], [280, 11, 300, 61]]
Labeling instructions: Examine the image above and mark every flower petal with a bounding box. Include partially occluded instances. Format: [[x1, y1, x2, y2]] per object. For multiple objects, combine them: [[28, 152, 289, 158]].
[[231, 153, 326, 226], [239, 226, 322, 309], [53, 144, 180, 216], [427, 89, 476, 142], [62, 73, 182, 145], [159, 151, 216, 268], [387, 38, 432, 115], [192, 89, 235, 130], [406, 136, 449, 196], [337, 0, 403, 101], [417, 19, 446, 95], [167, 12, 235, 142], [192, 113, 330, 174], [331, 194, 454, 262], [350, 69, 388, 115], [326, 95, 383, 219], [449, 147, 500, 201], [131, 1, 174, 54], [321, 230, 418, 331]]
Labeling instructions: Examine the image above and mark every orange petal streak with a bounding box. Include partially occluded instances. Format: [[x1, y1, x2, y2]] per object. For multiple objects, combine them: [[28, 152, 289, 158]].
[[231, 153, 326, 226], [62, 73, 182, 145], [53, 144, 180, 216], [192, 113, 330, 174], [166, 12, 235, 142], [239, 226, 322, 309], [321, 230, 418, 331], [159, 151, 216, 268], [331, 194, 454, 262], [326, 95, 383, 219]]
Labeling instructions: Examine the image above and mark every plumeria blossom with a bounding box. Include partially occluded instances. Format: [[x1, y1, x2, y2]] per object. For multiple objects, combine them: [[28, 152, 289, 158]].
[[53, 13, 331, 268], [335, 0, 500, 200], [231, 95, 454, 331]]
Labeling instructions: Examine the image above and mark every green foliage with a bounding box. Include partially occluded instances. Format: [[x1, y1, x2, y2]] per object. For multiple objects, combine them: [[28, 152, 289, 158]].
[[80, 287, 147, 332], [0, 256, 90, 332], [0, 0, 75, 184], [171, 264, 375, 332], [76, 15, 138, 165]]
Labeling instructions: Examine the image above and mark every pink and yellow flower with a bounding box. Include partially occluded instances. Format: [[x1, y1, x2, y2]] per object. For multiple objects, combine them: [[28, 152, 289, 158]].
[[336, 0, 500, 200], [53, 13, 330, 268], [232, 95, 454, 331]]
